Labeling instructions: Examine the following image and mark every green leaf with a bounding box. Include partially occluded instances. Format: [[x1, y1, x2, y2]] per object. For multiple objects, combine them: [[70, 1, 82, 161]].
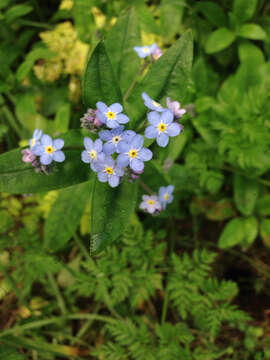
[[233, 174, 259, 216], [90, 178, 138, 253], [44, 182, 90, 251], [15, 92, 37, 134], [205, 28, 236, 54], [17, 47, 54, 82], [0, 345, 26, 360], [242, 216, 258, 248], [54, 103, 71, 133], [0, 130, 92, 194], [5, 4, 33, 24], [238, 42, 264, 64], [105, 7, 141, 94], [256, 195, 270, 216], [82, 41, 122, 109], [238, 24, 267, 40], [126, 30, 193, 129], [233, 0, 258, 24], [218, 217, 245, 249], [260, 218, 270, 248], [136, 1, 159, 34], [160, 0, 184, 40], [196, 2, 227, 27]]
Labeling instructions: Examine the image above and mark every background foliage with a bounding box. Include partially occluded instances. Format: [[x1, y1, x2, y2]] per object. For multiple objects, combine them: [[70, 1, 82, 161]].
[[1, 0, 270, 358]]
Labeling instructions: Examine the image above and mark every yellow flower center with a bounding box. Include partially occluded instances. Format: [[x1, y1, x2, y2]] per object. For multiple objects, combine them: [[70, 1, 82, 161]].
[[129, 149, 138, 158], [158, 122, 167, 132], [142, 47, 149, 53], [45, 146, 54, 154], [89, 150, 97, 159], [105, 166, 114, 175], [148, 199, 155, 206], [112, 136, 121, 144], [106, 111, 116, 120], [31, 138, 36, 146], [152, 100, 161, 107], [163, 194, 169, 200]]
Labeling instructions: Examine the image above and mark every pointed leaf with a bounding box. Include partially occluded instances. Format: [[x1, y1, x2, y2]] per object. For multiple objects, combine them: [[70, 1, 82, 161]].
[[233, 174, 259, 216], [82, 41, 122, 108], [44, 182, 91, 251], [205, 28, 235, 54], [218, 217, 245, 249], [90, 178, 138, 253], [238, 24, 267, 40], [233, 0, 258, 24]]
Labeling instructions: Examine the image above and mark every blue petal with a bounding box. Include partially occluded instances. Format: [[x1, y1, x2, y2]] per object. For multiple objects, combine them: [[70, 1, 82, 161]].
[[97, 110, 106, 124], [148, 111, 160, 126], [108, 175, 120, 187], [167, 185, 174, 193], [115, 166, 125, 176], [131, 134, 144, 150], [117, 141, 129, 153], [96, 101, 108, 112], [40, 153, 52, 165], [84, 137, 94, 150], [94, 139, 103, 152], [130, 158, 144, 172], [142, 92, 150, 101], [145, 125, 158, 139], [167, 123, 181, 136], [98, 171, 108, 182], [81, 150, 90, 163], [99, 130, 112, 141], [111, 126, 124, 136], [105, 156, 114, 167], [103, 142, 115, 155], [53, 151, 65, 162], [53, 139, 64, 150], [138, 148, 152, 161], [32, 144, 43, 156], [150, 43, 157, 52], [157, 133, 169, 147], [161, 110, 174, 125], [117, 113, 129, 124], [110, 103, 123, 114], [123, 130, 136, 143], [41, 134, 52, 146], [117, 153, 129, 167], [106, 119, 118, 128]]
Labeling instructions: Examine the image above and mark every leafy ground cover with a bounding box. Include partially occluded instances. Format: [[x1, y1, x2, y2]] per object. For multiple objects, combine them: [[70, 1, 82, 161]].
[[1, 0, 270, 358]]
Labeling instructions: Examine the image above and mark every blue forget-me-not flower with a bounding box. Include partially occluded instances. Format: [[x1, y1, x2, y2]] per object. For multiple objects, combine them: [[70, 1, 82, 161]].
[[145, 110, 182, 147], [29, 129, 43, 149], [158, 185, 174, 209], [99, 126, 136, 155], [94, 155, 124, 188], [81, 137, 104, 171], [96, 102, 129, 129], [32, 134, 65, 165], [142, 92, 166, 112], [117, 134, 152, 173], [139, 195, 162, 214], [133, 44, 157, 58]]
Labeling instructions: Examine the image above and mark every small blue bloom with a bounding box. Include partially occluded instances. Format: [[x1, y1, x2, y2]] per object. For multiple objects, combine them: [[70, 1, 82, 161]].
[[32, 134, 65, 165], [94, 155, 124, 188], [139, 195, 162, 214], [142, 92, 166, 112], [134, 44, 157, 58], [145, 110, 182, 147], [29, 129, 43, 149], [166, 97, 186, 119], [158, 185, 174, 209], [96, 102, 129, 129], [99, 126, 136, 155], [81, 137, 104, 171], [117, 134, 152, 173]]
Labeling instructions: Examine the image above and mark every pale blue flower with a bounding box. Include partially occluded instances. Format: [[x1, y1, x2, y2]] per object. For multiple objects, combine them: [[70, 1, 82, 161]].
[[96, 102, 129, 128], [81, 137, 104, 171], [99, 126, 136, 155], [139, 195, 162, 214], [142, 92, 166, 112], [117, 134, 152, 173], [134, 44, 157, 58], [32, 134, 65, 165], [145, 110, 182, 147], [94, 155, 124, 188], [158, 185, 174, 209], [29, 129, 42, 149]]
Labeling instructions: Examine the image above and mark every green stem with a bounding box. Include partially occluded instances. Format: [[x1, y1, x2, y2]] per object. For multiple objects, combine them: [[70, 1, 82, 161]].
[[139, 180, 154, 194], [18, 19, 52, 29], [123, 60, 151, 102], [47, 272, 67, 315], [2, 106, 22, 138], [73, 233, 91, 261], [0, 314, 117, 339]]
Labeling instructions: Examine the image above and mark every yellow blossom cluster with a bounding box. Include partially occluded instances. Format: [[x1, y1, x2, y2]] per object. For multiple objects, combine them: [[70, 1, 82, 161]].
[[59, 0, 73, 10], [33, 22, 89, 83]]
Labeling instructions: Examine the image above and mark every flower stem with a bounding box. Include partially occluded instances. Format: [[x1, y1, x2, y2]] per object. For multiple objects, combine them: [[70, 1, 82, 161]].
[[123, 60, 151, 102], [139, 180, 154, 194], [47, 272, 67, 315]]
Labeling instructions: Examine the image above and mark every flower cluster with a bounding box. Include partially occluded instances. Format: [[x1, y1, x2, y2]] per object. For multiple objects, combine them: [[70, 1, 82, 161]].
[[140, 185, 174, 215], [133, 43, 163, 61], [22, 129, 65, 173], [81, 102, 152, 187]]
